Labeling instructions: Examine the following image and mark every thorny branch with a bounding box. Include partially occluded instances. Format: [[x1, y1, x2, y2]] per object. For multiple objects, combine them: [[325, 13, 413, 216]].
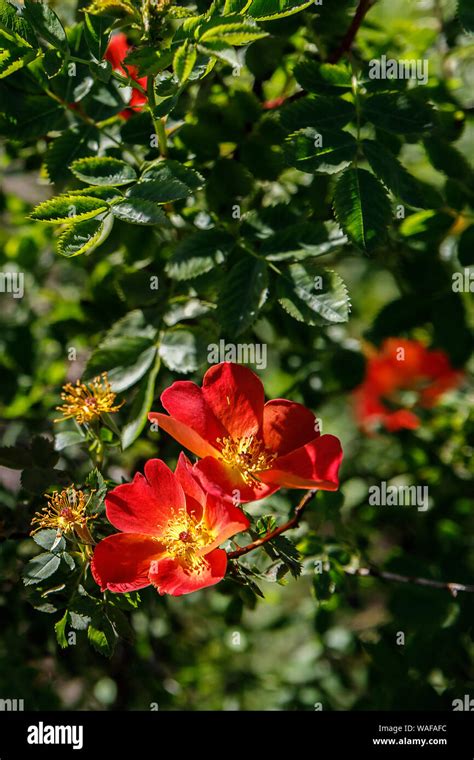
[[228, 488, 318, 559], [263, 0, 378, 109], [228, 490, 474, 596], [327, 0, 378, 64]]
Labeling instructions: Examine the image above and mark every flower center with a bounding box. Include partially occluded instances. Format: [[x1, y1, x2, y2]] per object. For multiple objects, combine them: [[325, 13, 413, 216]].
[[162, 511, 214, 573], [30, 488, 97, 542], [217, 434, 276, 486], [55, 372, 124, 425]]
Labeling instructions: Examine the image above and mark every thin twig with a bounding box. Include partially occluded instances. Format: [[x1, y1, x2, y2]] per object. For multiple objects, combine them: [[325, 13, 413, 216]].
[[228, 490, 474, 596], [227, 488, 318, 559], [262, 0, 377, 109], [327, 0, 377, 64], [345, 566, 474, 596]]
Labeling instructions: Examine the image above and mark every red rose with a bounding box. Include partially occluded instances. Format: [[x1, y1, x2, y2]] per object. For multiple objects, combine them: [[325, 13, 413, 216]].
[[149, 362, 343, 503], [91, 454, 249, 596], [104, 32, 147, 119], [353, 338, 463, 433]]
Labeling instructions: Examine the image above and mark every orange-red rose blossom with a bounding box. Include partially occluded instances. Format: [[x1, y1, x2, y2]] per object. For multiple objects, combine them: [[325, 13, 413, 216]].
[[91, 454, 249, 596], [149, 362, 343, 503], [353, 338, 463, 433], [104, 32, 147, 119]]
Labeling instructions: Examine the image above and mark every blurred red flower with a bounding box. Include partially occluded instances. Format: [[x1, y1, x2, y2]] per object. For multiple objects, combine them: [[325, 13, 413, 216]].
[[353, 338, 463, 433], [149, 362, 343, 503], [104, 32, 147, 119], [91, 454, 249, 596]]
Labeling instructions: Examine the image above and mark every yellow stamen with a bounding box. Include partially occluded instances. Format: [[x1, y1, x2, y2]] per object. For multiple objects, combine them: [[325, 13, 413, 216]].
[[30, 487, 97, 543], [217, 434, 276, 486], [55, 372, 124, 425], [161, 509, 214, 574]]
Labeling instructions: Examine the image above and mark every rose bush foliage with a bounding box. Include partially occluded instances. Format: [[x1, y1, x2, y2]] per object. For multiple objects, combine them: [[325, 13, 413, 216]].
[[0, 0, 473, 710]]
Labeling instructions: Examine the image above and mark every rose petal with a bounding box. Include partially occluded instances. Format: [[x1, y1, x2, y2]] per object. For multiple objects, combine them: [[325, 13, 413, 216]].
[[263, 399, 319, 456], [174, 452, 206, 520], [105, 459, 185, 535], [202, 363, 265, 439], [195, 456, 278, 504], [104, 32, 130, 72], [160, 380, 227, 447], [260, 434, 343, 490], [201, 495, 250, 553], [91, 533, 163, 593], [149, 548, 227, 596]]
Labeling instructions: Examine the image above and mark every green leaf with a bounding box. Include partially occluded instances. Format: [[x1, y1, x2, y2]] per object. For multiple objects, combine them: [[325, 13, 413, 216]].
[[42, 47, 63, 78], [423, 136, 473, 185], [198, 41, 240, 68], [159, 327, 210, 373], [121, 353, 160, 449], [277, 264, 350, 325], [54, 611, 69, 649], [458, 0, 474, 32], [86, 340, 157, 393], [120, 110, 154, 145], [62, 551, 76, 571], [86, 469, 108, 513], [54, 430, 86, 451], [399, 209, 453, 240], [173, 40, 197, 84], [68, 593, 97, 629], [166, 228, 234, 280], [286, 128, 357, 174], [58, 215, 113, 257], [23, 0, 68, 53], [23, 552, 61, 586], [226, 0, 313, 21], [217, 256, 268, 336], [363, 92, 433, 135], [31, 195, 108, 223], [32, 529, 66, 553], [67, 185, 121, 201], [130, 159, 204, 203], [2, 93, 64, 139], [83, 12, 111, 59], [88, 613, 117, 657], [70, 156, 137, 186], [87, 0, 136, 17], [84, 312, 157, 392], [198, 20, 268, 46], [265, 535, 301, 579], [124, 47, 173, 76], [261, 221, 347, 261], [0, 33, 38, 78], [0, 0, 37, 46], [333, 168, 392, 253], [363, 140, 426, 208], [293, 59, 352, 94], [89, 57, 112, 82], [280, 95, 355, 132], [110, 198, 167, 225]]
